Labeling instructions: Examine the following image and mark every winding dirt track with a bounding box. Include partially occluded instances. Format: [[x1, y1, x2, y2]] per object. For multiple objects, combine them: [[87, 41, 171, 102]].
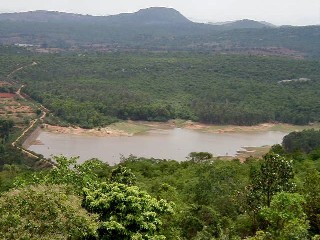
[[6, 62, 37, 79], [11, 86, 47, 158], [7, 63, 49, 160]]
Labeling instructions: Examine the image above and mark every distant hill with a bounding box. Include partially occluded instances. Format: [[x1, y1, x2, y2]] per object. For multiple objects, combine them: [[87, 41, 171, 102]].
[[0, 8, 319, 58], [210, 19, 276, 29], [0, 7, 191, 26], [106, 7, 192, 25], [0, 10, 92, 22]]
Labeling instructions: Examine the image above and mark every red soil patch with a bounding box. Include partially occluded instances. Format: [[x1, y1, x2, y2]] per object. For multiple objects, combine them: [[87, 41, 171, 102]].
[[0, 93, 15, 98], [0, 82, 11, 87], [5, 105, 33, 113]]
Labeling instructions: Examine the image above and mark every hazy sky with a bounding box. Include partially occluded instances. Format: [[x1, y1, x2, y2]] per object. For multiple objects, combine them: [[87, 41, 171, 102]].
[[0, 0, 319, 26]]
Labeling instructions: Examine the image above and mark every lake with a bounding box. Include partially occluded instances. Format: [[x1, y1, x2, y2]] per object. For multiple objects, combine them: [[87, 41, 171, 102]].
[[28, 128, 287, 165]]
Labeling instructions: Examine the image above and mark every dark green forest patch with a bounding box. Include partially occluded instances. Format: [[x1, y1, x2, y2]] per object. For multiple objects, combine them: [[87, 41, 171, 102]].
[[11, 52, 320, 128]]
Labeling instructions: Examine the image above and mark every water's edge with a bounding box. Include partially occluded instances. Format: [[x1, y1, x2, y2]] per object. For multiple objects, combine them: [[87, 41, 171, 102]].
[[28, 128, 286, 165], [22, 126, 42, 149]]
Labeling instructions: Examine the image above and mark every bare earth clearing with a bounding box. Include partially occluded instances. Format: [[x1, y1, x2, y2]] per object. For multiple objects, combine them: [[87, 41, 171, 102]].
[[0, 82, 36, 127], [41, 120, 320, 137], [42, 124, 131, 137]]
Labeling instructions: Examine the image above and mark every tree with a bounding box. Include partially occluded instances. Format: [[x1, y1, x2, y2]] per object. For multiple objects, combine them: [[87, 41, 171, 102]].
[[15, 155, 106, 194], [247, 153, 295, 208], [309, 147, 320, 161], [259, 192, 309, 240], [179, 205, 221, 239], [282, 129, 320, 154], [302, 170, 320, 234], [0, 184, 98, 239], [245, 153, 295, 230], [110, 165, 136, 185], [187, 152, 213, 163], [270, 144, 286, 156], [82, 182, 174, 240], [0, 119, 14, 143]]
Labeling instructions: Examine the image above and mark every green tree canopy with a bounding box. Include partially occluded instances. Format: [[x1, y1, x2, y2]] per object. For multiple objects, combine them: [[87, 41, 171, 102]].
[[282, 129, 320, 154], [83, 182, 174, 240], [0, 184, 98, 240], [110, 165, 136, 185], [0, 119, 14, 143], [259, 192, 309, 240], [247, 153, 295, 209]]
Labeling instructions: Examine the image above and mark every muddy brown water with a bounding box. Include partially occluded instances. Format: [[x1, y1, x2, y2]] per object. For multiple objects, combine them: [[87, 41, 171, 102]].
[[28, 128, 287, 165]]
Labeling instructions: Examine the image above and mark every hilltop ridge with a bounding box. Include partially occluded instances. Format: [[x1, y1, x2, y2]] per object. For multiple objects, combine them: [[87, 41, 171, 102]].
[[0, 8, 274, 27], [0, 7, 192, 25], [209, 19, 276, 29], [0, 7, 319, 57]]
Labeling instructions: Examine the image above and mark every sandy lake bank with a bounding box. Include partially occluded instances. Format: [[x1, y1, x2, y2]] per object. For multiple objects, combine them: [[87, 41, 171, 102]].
[[37, 120, 320, 138], [24, 120, 319, 161]]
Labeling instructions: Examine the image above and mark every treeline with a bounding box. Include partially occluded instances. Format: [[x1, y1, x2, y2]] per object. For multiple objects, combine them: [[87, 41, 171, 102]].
[[1, 144, 320, 239], [282, 129, 320, 155], [12, 52, 320, 128]]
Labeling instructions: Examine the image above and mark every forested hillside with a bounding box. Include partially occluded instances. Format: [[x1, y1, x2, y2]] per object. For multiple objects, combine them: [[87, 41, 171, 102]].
[[11, 52, 320, 128], [0, 9, 319, 58]]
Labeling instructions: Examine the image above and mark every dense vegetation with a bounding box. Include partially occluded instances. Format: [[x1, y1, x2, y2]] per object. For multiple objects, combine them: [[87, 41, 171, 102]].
[[283, 129, 320, 154], [0, 118, 49, 192], [0, 119, 14, 144], [1, 144, 320, 239], [11, 52, 320, 128]]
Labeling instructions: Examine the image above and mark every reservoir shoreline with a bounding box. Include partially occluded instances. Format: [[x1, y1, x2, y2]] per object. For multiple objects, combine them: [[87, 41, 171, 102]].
[[26, 120, 320, 139], [22, 126, 42, 149], [27, 127, 287, 165], [24, 121, 319, 164]]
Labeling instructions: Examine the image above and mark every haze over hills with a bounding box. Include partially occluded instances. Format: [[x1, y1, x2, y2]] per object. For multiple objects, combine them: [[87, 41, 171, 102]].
[[209, 19, 276, 29], [0, 7, 319, 58], [106, 7, 192, 25], [0, 7, 192, 25]]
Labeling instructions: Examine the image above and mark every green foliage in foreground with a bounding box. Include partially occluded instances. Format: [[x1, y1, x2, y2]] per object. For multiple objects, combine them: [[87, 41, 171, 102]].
[[83, 182, 173, 240], [247, 153, 295, 210], [2, 145, 320, 239], [260, 192, 309, 240], [115, 152, 320, 239], [0, 185, 98, 240], [11, 52, 320, 127], [247, 193, 309, 240], [4, 156, 173, 240]]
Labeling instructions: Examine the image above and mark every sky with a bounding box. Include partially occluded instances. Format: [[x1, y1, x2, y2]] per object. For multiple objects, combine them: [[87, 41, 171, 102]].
[[0, 0, 319, 26]]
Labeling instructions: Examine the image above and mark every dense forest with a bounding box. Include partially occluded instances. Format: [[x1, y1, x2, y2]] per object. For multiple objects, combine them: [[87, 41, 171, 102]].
[[283, 129, 320, 154], [8, 52, 320, 128], [2, 128, 320, 239]]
